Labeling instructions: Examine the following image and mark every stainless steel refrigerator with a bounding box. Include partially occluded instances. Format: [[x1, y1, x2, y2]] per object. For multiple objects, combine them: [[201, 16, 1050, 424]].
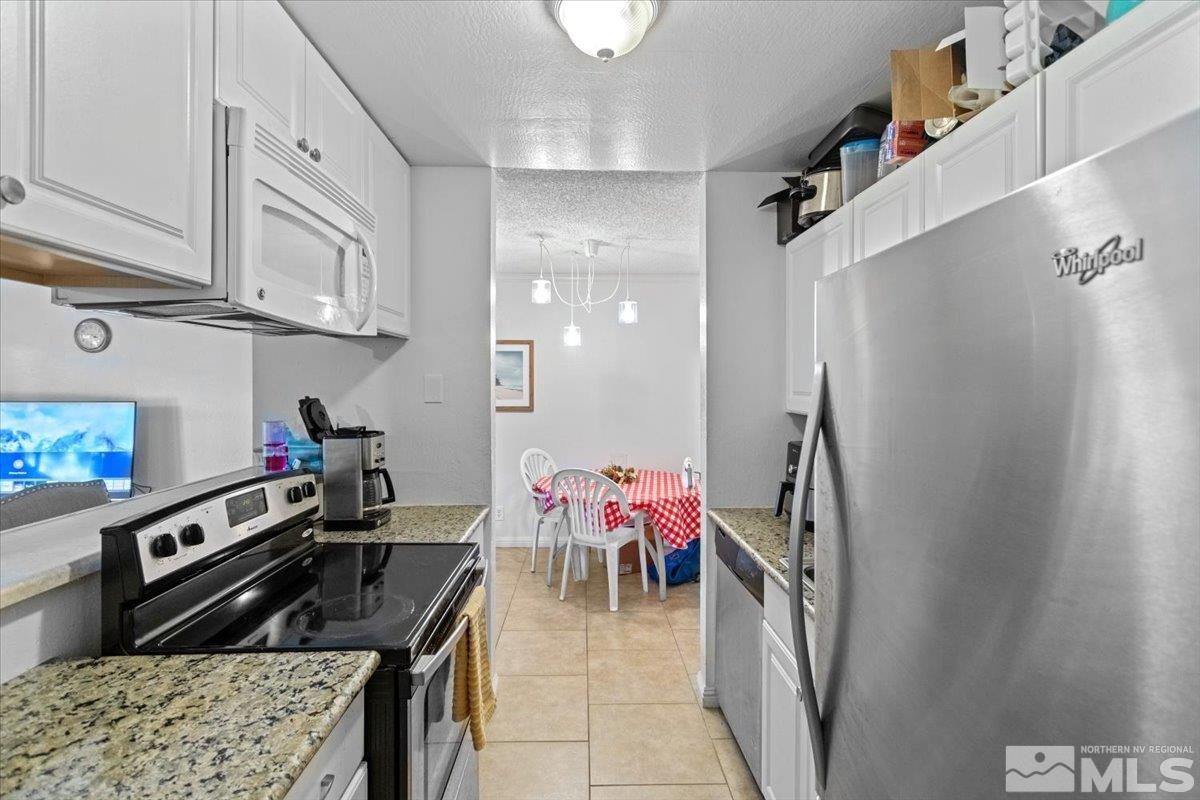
[[788, 110, 1200, 799]]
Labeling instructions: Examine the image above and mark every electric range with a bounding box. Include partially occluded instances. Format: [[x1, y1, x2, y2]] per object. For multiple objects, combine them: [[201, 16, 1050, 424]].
[[100, 468, 484, 800]]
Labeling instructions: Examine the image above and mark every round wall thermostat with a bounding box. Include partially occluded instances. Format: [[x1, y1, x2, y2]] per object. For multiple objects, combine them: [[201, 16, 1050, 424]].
[[74, 318, 112, 353]]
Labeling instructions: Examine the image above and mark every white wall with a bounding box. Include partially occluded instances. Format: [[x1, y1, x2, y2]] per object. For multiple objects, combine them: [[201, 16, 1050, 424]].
[[253, 166, 492, 504], [0, 279, 254, 491], [493, 274, 702, 546], [0, 277, 253, 681], [705, 172, 804, 507]]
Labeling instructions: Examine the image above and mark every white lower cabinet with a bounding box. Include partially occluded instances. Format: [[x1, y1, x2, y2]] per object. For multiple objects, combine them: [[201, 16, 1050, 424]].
[[340, 762, 369, 800], [761, 576, 818, 800], [785, 211, 851, 414], [1044, 0, 1200, 173], [0, 0, 214, 286], [284, 692, 365, 800], [923, 74, 1043, 230]]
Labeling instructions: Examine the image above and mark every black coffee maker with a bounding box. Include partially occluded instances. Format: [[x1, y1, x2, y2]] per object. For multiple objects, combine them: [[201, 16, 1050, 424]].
[[776, 440, 814, 533]]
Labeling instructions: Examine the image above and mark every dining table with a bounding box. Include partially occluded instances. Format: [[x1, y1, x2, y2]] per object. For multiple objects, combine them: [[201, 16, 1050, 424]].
[[532, 467, 703, 550]]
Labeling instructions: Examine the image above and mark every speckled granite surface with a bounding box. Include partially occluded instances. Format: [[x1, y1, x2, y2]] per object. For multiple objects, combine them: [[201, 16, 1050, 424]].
[[315, 504, 488, 544], [0, 651, 379, 800], [708, 507, 814, 612]]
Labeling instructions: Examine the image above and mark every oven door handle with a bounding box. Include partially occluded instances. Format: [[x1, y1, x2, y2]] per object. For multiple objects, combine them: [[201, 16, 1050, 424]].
[[410, 558, 488, 687]]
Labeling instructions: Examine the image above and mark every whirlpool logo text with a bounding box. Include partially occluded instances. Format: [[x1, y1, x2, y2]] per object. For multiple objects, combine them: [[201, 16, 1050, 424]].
[[1052, 235, 1144, 285]]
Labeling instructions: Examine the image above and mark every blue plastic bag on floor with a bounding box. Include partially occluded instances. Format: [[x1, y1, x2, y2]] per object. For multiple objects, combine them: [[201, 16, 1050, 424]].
[[647, 538, 701, 585]]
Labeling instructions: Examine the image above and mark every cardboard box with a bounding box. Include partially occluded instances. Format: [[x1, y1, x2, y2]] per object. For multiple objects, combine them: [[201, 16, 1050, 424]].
[[616, 539, 643, 575], [890, 46, 965, 120]]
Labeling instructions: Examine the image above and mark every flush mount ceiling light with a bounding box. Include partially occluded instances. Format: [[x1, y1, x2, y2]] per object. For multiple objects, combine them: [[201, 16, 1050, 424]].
[[551, 0, 660, 62]]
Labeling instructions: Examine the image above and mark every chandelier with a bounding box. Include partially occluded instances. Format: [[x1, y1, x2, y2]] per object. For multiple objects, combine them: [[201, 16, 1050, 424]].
[[532, 238, 639, 346]]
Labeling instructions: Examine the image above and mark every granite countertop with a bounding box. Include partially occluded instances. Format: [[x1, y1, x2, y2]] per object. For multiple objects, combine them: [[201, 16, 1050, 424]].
[[708, 507, 814, 614], [315, 504, 488, 544], [0, 651, 379, 800]]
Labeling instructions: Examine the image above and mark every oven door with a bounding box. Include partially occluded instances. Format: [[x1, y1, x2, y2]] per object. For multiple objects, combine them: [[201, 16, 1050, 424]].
[[224, 106, 377, 336], [407, 560, 487, 800]]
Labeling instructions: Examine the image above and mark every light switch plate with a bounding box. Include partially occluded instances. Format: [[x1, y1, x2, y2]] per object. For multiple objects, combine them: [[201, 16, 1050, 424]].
[[424, 374, 444, 403]]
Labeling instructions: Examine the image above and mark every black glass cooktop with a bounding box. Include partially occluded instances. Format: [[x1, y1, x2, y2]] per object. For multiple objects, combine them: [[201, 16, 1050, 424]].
[[152, 542, 478, 667]]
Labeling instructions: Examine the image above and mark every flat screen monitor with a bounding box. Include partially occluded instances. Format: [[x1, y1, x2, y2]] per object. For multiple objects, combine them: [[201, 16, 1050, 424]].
[[0, 401, 137, 499]]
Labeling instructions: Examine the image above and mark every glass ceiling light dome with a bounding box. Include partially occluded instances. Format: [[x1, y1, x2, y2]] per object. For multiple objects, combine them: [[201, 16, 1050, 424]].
[[551, 0, 660, 62]]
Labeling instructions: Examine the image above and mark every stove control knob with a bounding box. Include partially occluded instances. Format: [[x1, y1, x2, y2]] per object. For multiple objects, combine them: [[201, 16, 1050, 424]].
[[180, 523, 205, 546], [302, 481, 317, 498], [150, 533, 179, 558], [286, 486, 304, 503]]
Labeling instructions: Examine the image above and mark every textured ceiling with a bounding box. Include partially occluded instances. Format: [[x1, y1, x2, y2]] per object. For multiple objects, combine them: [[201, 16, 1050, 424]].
[[494, 170, 703, 273], [282, 0, 981, 172]]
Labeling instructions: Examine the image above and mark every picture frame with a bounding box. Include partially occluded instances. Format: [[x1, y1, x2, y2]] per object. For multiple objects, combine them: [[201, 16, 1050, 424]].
[[495, 340, 535, 412]]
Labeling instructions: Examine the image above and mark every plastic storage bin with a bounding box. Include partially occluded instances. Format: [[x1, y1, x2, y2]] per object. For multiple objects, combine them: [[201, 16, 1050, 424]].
[[840, 138, 881, 202]]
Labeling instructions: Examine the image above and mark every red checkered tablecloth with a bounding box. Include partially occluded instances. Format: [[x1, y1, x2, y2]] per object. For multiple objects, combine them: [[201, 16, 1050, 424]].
[[532, 468, 703, 549]]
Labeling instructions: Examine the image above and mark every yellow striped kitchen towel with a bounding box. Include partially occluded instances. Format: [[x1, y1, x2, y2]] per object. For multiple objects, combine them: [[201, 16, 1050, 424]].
[[451, 585, 495, 749]]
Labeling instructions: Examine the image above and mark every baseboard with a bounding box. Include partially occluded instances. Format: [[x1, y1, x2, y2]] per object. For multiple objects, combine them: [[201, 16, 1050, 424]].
[[495, 537, 544, 549], [697, 671, 719, 708]]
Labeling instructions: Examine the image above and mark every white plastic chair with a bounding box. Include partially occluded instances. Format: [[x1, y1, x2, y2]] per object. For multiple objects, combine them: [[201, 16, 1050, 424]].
[[552, 469, 666, 612], [520, 448, 566, 582]]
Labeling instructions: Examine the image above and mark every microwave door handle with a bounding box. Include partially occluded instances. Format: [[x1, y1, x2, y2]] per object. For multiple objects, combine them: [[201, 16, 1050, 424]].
[[353, 230, 378, 332], [789, 360, 828, 794]]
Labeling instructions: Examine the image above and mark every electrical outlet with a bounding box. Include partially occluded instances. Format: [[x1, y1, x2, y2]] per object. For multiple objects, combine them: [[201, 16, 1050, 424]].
[[494, 507, 504, 521]]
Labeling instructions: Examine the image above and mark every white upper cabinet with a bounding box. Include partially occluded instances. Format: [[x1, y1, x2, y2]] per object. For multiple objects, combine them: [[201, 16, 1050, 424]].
[[305, 48, 366, 200], [923, 74, 1043, 231], [216, 0, 306, 145], [366, 123, 411, 338], [216, 0, 366, 202], [851, 155, 924, 263], [786, 210, 851, 414], [1045, 0, 1200, 174], [0, 0, 214, 286]]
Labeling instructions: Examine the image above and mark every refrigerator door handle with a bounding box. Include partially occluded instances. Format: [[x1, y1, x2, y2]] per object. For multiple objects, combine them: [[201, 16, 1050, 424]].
[[789, 360, 828, 794]]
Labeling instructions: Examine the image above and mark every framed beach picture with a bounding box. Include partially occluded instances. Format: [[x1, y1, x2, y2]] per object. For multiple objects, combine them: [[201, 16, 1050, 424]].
[[495, 340, 535, 412]]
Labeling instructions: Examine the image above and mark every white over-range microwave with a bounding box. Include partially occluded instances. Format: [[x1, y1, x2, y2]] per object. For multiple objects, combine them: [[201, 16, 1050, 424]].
[[55, 105, 379, 336]]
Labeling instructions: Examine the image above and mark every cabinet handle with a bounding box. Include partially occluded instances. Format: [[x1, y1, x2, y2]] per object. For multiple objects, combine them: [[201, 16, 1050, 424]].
[[296, 137, 310, 153], [309, 148, 322, 163], [0, 175, 26, 208], [318, 773, 336, 800]]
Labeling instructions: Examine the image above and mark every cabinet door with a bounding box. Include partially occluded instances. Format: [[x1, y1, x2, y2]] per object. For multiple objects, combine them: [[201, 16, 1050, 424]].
[[1045, 0, 1200, 173], [216, 0, 306, 146], [761, 621, 814, 800], [785, 210, 850, 414], [305, 45, 366, 200], [366, 123, 411, 338], [852, 156, 923, 262], [923, 75, 1043, 230], [0, 0, 213, 286]]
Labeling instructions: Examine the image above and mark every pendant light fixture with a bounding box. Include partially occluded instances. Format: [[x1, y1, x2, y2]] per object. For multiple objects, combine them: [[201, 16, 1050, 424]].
[[532, 245, 552, 304], [532, 237, 640, 344], [617, 245, 638, 325], [563, 256, 582, 346], [551, 0, 660, 62]]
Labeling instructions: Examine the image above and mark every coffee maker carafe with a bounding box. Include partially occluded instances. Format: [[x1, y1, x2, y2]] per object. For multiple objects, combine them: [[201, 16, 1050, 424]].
[[299, 397, 395, 530]]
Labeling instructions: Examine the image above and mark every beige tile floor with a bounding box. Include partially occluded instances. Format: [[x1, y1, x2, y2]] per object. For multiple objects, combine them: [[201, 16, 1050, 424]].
[[482, 547, 763, 800]]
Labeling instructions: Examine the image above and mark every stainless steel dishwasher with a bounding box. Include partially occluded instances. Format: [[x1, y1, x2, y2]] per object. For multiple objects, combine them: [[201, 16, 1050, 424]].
[[714, 526, 764, 786]]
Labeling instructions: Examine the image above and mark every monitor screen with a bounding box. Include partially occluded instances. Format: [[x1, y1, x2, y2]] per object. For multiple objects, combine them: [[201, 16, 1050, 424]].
[[0, 401, 137, 499]]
